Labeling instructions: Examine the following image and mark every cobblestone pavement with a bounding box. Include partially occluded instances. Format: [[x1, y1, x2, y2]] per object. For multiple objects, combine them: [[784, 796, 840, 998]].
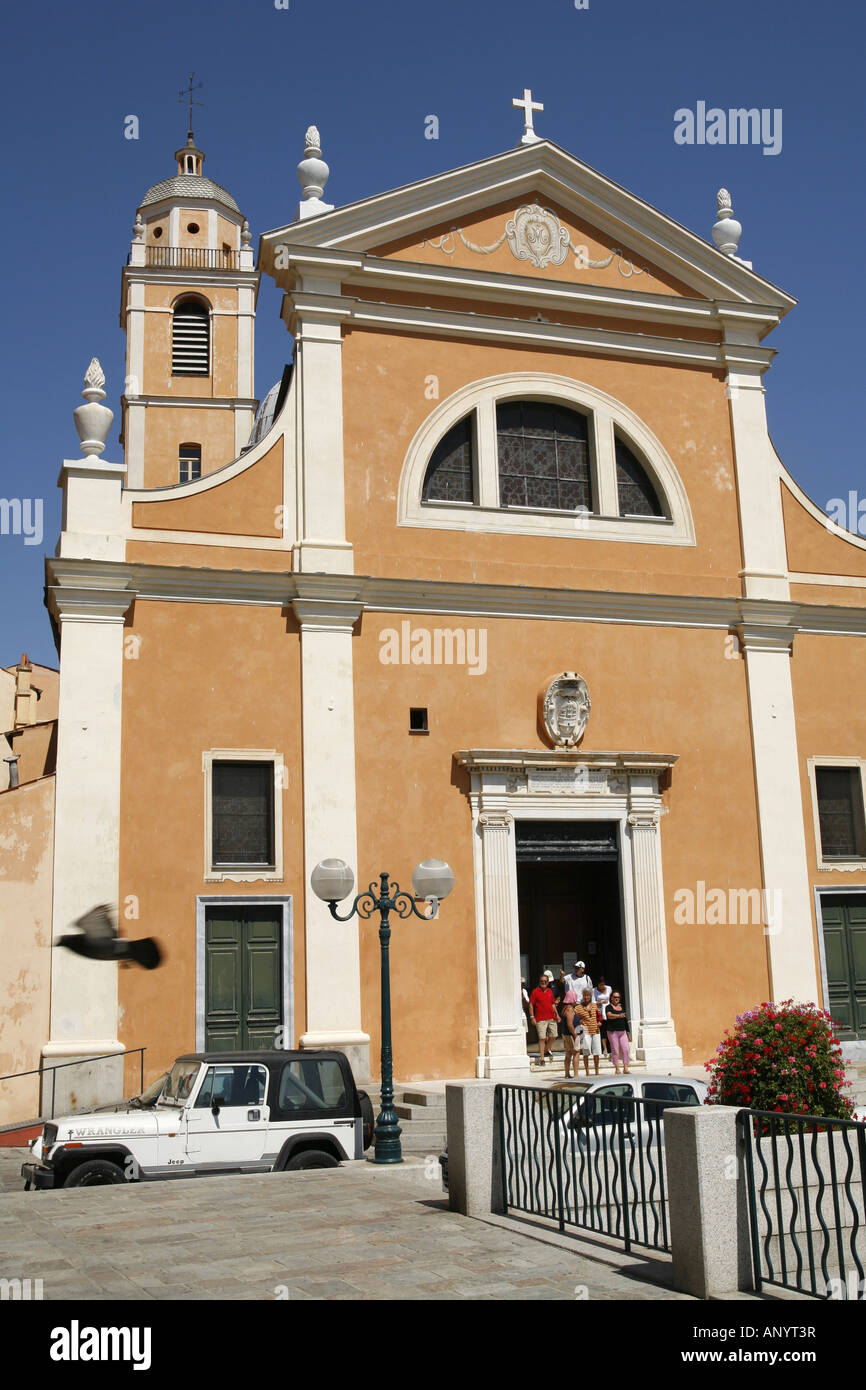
[[0, 1159, 693, 1302]]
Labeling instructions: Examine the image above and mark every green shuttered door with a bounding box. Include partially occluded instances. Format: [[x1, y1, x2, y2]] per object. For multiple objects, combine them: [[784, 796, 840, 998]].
[[821, 894, 866, 1039], [205, 908, 282, 1051]]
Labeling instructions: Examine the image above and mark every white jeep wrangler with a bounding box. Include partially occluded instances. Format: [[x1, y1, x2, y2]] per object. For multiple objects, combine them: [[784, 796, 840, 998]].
[[22, 1050, 374, 1189]]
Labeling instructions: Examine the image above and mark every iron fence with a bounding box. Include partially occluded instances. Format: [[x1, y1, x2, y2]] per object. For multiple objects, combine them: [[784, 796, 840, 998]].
[[497, 1083, 670, 1252], [738, 1109, 865, 1300]]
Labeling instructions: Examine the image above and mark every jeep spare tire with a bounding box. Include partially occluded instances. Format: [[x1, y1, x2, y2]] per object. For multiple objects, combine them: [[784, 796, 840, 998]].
[[284, 1150, 340, 1171], [63, 1159, 126, 1187]]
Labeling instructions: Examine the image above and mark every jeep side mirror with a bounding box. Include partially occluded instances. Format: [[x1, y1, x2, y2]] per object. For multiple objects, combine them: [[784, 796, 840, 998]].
[[211, 1099, 222, 1117]]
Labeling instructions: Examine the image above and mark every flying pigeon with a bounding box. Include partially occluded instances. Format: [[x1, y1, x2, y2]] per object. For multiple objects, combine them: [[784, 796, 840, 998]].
[[57, 903, 162, 970]]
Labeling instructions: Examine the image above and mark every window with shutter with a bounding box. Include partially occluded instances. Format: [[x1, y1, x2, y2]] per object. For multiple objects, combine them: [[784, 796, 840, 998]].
[[172, 298, 210, 376], [179, 443, 201, 483], [212, 762, 275, 868], [496, 402, 592, 511], [615, 437, 664, 516]]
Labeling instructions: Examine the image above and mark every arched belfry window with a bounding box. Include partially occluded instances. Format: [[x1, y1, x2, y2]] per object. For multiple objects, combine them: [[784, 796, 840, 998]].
[[615, 436, 664, 517], [172, 297, 210, 376], [496, 402, 591, 512], [422, 416, 475, 503]]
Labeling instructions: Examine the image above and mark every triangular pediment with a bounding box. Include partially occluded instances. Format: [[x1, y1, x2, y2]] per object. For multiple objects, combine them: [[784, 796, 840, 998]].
[[260, 140, 794, 312]]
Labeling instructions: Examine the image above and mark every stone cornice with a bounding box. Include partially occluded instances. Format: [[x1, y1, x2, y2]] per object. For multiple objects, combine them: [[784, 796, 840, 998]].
[[456, 749, 679, 774], [278, 246, 785, 340], [42, 560, 866, 637]]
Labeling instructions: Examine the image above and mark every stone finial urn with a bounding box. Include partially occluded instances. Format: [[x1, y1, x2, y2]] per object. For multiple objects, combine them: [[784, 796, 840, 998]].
[[711, 188, 743, 258], [73, 358, 114, 457]]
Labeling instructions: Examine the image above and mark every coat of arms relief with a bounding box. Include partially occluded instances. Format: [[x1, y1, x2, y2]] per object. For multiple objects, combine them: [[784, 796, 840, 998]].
[[421, 203, 646, 277], [541, 672, 592, 748]]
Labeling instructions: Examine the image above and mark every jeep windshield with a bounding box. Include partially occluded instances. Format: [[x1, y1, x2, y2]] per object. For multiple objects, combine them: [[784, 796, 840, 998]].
[[159, 1060, 201, 1106]]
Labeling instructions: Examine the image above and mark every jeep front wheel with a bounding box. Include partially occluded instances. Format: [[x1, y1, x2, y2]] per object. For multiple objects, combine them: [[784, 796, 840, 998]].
[[63, 1159, 126, 1188], [284, 1150, 340, 1171]]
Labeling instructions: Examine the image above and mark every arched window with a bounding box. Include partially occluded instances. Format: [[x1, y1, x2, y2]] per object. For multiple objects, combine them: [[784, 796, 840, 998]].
[[172, 298, 210, 376], [615, 436, 663, 517], [179, 443, 202, 484], [422, 416, 475, 503], [496, 401, 591, 511]]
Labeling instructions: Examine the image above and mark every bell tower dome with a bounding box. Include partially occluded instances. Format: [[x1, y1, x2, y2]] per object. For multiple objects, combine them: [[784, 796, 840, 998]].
[[120, 127, 259, 488]]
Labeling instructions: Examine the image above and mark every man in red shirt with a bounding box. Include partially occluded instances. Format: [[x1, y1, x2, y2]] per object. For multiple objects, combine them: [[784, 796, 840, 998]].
[[528, 972, 560, 1066]]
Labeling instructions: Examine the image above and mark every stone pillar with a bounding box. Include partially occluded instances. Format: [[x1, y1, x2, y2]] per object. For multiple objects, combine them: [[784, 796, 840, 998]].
[[446, 1082, 505, 1218], [628, 788, 682, 1065], [723, 343, 789, 603], [738, 625, 819, 1003], [44, 587, 132, 1112], [666, 1105, 754, 1297], [294, 599, 370, 1083], [477, 811, 529, 1075]]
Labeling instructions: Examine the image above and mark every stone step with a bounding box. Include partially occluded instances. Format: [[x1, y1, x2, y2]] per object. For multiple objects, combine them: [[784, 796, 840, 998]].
[[400, 1089, 446, 1107], [394, 1101, 446, 1121], [399, 1134, 447, 1154]]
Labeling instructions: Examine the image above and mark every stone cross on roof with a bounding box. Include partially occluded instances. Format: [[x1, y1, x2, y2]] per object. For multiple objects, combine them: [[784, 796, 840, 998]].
[[512, 88, 544, 145]]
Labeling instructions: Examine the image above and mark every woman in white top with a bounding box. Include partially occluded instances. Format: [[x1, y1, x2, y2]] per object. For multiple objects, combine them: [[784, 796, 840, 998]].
[[593, 977, 612, 1058]]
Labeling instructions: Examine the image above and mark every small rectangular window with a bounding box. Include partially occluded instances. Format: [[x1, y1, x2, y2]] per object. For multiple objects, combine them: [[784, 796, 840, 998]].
[[212, 761, 275, 869], [179, 444, 201, 484], [409, 707, 429, 734], [816, 767, 866, 859]]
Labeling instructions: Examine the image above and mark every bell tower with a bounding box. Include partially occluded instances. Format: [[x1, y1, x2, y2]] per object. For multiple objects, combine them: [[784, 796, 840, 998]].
[[120, 126, 259, 488]]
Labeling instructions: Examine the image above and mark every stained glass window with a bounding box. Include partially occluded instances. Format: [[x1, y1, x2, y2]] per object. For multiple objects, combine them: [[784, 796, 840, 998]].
[[212, 761, 275, 867], [816, 767, 866, 858], [496, 402, 591, 512], [422, 416, 475, 503], [615, 438, 663, 517]]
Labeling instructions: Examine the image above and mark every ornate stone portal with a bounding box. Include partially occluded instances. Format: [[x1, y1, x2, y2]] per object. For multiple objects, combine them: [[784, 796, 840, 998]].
[[457, 749, 683, 1077]]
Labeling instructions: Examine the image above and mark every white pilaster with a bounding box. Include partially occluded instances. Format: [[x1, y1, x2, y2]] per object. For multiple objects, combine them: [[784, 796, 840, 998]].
[[57, 456, 127, 562], [287, 280, 353, 575], [724, 332, 789, 601], [477, 811, 529, 1074], [293, 599, 370, 1081], [45, 588, 131, 1085], [627, 790, 683, 1065], [738, 624, 819, 1003]]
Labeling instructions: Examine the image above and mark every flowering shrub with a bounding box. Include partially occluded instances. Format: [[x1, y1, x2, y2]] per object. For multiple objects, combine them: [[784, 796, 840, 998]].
[[705, 1000, 854, 1120]]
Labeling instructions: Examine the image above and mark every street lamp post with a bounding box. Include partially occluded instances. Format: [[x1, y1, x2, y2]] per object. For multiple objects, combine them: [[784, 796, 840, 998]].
[[311, 857, 454, 1164]]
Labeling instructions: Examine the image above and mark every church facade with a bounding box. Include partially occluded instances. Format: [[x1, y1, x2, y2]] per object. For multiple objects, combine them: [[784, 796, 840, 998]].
[[41, 105, 866, 1096]]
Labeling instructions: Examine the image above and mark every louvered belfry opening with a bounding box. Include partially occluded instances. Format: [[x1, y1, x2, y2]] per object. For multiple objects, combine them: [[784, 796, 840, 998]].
[[172, 297, 210, 376]]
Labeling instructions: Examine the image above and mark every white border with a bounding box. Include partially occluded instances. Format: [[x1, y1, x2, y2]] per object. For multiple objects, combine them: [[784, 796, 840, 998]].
[[202, 749, 285, 883], [806, 757, 866, 872]]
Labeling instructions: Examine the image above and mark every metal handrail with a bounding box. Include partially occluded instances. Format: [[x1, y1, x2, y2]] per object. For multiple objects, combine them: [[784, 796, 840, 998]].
[[0, 1048, 146, 1120]]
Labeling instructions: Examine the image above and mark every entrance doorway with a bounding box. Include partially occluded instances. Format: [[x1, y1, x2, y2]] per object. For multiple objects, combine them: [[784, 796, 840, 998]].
[[516, 821, 624, 992], [820, 892, 866, 1039], [204, 905, 283, 1051]]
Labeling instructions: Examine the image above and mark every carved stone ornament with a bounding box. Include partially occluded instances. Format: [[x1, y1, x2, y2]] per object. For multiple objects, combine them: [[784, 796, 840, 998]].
[[541, 672, 591, 748], [506, 204, 570, 269]]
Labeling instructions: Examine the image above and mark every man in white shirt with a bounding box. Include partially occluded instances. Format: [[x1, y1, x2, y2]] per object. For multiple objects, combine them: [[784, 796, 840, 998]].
[[563, 959, 593, 998]]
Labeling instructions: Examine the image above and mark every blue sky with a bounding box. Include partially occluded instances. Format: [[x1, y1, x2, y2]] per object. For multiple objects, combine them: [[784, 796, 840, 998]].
[[1, 0, 863, 666]]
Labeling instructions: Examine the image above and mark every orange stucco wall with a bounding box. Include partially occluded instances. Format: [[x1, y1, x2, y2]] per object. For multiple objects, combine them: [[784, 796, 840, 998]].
[[117, 600, 305, 1084], [783, 483, 866, 579], [131, 439, 283, 537], [792, 631, 866, 998], [354, 613, 769, 1075], [341, 328, 742, 594]]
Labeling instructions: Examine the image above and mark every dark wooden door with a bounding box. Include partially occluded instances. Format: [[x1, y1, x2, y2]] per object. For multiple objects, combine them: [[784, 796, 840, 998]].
[[517, 860, 624, 990], [821, 894, 866, 1039], [205, 907, 282, 1050]]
